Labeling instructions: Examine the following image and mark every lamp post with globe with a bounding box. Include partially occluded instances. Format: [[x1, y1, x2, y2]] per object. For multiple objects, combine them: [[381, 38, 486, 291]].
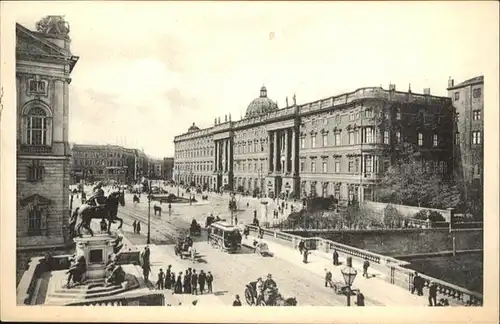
[[340, 257, 357, 306]]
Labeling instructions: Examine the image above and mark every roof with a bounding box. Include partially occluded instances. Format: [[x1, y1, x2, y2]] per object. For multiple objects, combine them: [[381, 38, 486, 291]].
[[245, 86, 278, 118], [188, 122, 201, 133], [211, 221, 239, 230], [448, 75, 484, 90]]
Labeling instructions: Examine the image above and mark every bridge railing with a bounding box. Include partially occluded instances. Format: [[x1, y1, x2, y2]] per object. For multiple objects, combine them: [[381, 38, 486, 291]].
[[246, 225, 403, 266], [244, 224, 483, 306], [388, 264, 483, 306]]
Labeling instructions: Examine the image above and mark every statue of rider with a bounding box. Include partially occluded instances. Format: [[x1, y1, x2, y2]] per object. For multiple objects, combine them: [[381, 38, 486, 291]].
[[78, 182, 107, 217]]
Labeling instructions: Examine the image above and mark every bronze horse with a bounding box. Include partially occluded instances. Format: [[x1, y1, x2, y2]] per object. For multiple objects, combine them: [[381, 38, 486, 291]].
[[73, 190, 125, 237]]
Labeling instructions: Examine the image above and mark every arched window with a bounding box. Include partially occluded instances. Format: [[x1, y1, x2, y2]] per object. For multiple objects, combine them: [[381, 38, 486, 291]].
[[27, 107, 47, 145], [21, 101, 53, 146]]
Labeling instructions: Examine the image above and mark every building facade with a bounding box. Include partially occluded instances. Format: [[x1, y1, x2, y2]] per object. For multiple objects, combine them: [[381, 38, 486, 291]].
[[16, 17, 79, 250], [174, 85, 454, 201], [147, 158, 163, 179], [447, 76, 484, 213], [71, 144, 130, 183], [163, 157, 174, 180]]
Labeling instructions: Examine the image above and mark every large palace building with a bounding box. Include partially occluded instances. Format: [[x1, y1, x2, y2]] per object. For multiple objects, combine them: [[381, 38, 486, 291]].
[[174, 85, 454, 202], [16, 17, 79, 252]]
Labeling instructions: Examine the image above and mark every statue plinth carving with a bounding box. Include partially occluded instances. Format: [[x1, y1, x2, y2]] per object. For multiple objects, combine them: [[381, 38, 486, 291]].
[[73, 233, 122, 280]]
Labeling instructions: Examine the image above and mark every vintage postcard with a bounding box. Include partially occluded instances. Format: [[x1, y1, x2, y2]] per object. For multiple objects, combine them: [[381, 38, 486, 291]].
[[1, 1, 499, 323]]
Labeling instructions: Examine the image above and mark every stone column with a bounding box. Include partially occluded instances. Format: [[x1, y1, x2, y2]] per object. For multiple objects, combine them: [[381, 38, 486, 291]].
[[291, 129, 296, 176], [274, 131, 279, 172], [228, 138, 232, 172], [268, 132, 273, 172], [52, 80, 65, 154], [222, 140, 226, 172], [214, 141, 218, 172], [284, 129, 289, 173]]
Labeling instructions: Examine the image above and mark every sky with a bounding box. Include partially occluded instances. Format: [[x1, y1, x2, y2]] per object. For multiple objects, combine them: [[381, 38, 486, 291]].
[[8, 1, 498, 158]]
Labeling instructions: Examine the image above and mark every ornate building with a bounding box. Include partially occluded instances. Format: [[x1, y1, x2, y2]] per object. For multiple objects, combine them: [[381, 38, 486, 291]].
[[447, 76, 484, 214], [174, 85, 454, 201], [16, 17, 79, 251]]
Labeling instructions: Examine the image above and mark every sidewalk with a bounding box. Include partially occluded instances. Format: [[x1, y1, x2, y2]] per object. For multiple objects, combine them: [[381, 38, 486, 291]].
[[243, 235, 428, 306], [134, 243, 223, 306]]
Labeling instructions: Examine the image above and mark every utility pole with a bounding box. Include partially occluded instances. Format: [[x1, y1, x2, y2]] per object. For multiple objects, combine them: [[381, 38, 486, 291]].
[[147, 180, 152, 244]]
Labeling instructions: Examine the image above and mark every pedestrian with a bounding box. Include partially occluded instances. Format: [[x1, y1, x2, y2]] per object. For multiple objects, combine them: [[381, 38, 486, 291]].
[[355, 292, 365, 306], [206, 271, 213, 293], [168, 203, 172, 214], [198, 270, 206, 294], [136, 221, 141, 234], [235, 216, 238, 225], [324, 269, 332, 288], [183, 270, 191, 294], [247, 202, 249, 208], [362, 258, 370, 278], [332, 249, 339, 266], [132, 220, 137, 234], [142, 261, 151, 282], [174, 272, 183, 294], [171, 272, 176, 290], [298, 240, 305, 254], [428, 282, 438, 306], [233, 294, 242, 306], [157, 268, 165, 290], [191, 269, 198, 295], [165, 265, 172, 289], [302, 248, 310, 263], [412, 272, 423, 295]]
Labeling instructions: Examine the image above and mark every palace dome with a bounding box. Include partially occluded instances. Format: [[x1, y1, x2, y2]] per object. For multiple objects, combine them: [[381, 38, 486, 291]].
[[187, 122, 200, 133], [245, 86, 278, 118]]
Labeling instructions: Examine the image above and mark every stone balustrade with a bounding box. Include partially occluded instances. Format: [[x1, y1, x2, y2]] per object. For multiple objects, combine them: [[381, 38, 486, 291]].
[[244, 224, 483, 306]]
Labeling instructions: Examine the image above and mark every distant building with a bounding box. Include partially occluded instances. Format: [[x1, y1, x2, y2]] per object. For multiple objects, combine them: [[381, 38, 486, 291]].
[[16, 16, 79, 279], [163, 157, 174, 180], [447, 76, 484, 213], [71, 144, 131, 183], [147, 158, 163, 179], [174, 85, 454, 200]]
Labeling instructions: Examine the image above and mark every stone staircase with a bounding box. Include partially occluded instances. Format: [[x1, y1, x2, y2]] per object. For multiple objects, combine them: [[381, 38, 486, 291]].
[[44, 270, 140, 305]]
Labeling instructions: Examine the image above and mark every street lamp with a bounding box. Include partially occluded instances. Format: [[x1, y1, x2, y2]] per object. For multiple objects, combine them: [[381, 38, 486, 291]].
[[147, 180, 152, 244], [340, 257, 357, 306]]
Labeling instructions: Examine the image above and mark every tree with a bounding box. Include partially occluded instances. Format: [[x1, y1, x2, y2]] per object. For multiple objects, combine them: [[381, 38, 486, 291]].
[[383, 204, 404, 228], [378, 143, 463, 210]]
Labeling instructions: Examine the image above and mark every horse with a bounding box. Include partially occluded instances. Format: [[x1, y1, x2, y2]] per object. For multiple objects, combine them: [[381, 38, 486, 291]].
[[133, 194, 140, 203], [153, 205, 162, 216], [74, 190, 125, 237], [275, 296, 298, 306]]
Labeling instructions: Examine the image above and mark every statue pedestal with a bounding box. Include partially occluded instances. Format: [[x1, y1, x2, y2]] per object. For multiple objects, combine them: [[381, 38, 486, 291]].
[[74, 234, 120, 279]]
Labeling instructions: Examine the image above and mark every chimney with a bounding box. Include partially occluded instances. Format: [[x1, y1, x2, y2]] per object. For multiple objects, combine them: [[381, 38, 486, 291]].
[[389, 84, 396, 91], [424, 88, 431, 95], [448, 77, 454, 88]]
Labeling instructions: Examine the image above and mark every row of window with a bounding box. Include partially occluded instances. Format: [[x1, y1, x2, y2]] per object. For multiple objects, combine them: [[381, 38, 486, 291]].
[[73, 159, 123, 167], [73, 151, 126, 159], [300, 128, 440, 148], [454, 88, 482, 101]]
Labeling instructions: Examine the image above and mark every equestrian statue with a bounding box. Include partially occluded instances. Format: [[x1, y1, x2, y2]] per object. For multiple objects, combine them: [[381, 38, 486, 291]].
[[70, 182, 126, 237]]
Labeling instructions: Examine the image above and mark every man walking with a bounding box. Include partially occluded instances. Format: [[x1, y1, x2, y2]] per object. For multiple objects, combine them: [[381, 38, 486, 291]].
[[362, 258, 370, 278], [428, 282, 438, 306], [332, 249, 339, 266], [324, 269, 333, 288], [198, 270, 206, 294], [191, 269, 198, 295], [157, 268, 165, 290], [206, 271, 214, 293], [132, 220, 137, 233]]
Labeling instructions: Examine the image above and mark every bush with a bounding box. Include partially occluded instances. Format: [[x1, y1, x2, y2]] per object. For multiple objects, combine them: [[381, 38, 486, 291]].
[[383, 204, 404, 228], [413, 209, 429, 220], [428, 210, 445, 222], [305, 196, 335, 212]]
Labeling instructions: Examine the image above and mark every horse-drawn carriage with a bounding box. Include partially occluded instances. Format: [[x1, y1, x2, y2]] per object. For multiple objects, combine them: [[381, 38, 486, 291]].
[[244, 281, 297, 306], [174, 236, 198, 262], [208, 222, 242, 253], [190, 219, 202, 237]]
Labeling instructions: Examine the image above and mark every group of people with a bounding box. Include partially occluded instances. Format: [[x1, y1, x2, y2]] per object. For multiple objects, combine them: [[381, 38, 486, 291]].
[[254, 274, 277, 305], [132, 220, 142, 234], [155, 265, 214, 295]]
